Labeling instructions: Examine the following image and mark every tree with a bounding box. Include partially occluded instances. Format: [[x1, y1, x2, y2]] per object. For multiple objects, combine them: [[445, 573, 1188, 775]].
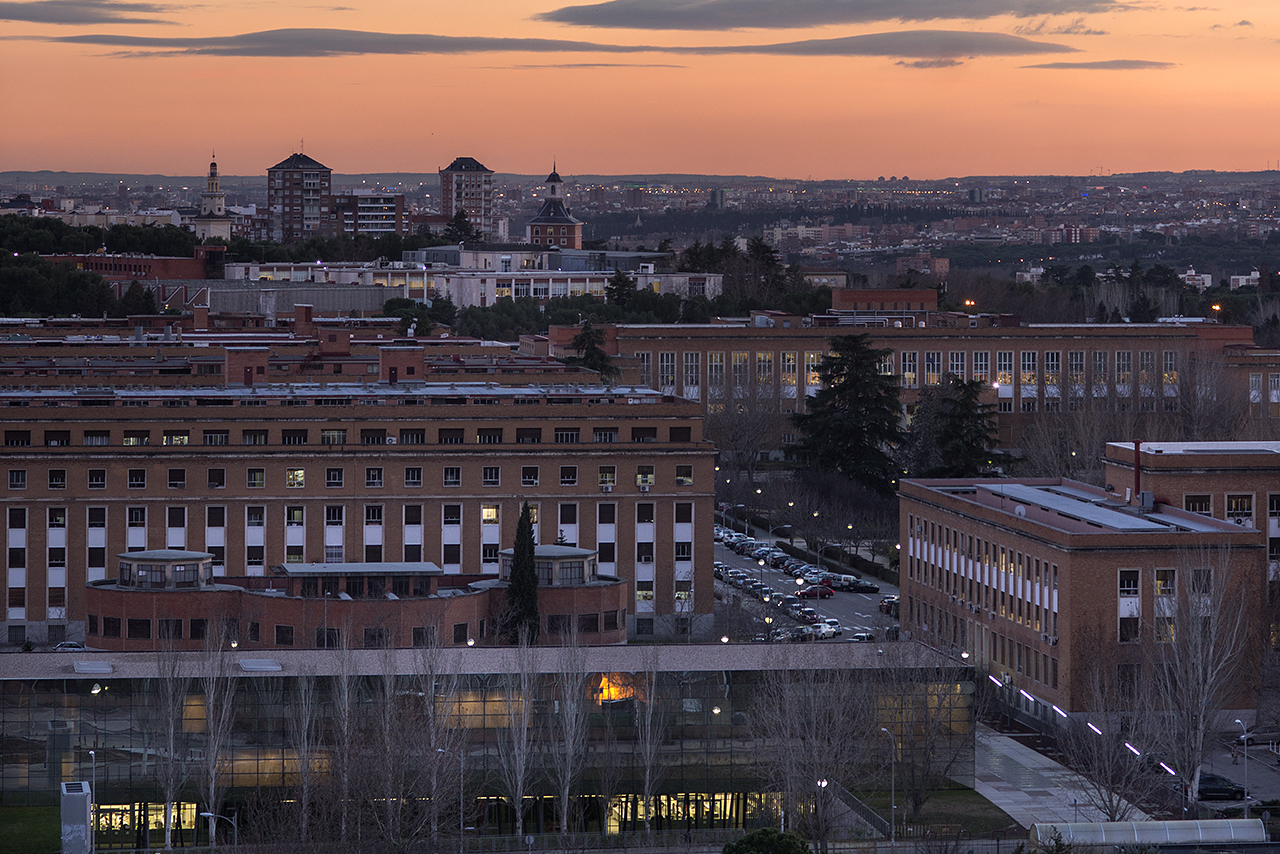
[[722, 827, 810, 854], [634, 648, 670, 836], [546, 632, 591, 837], [790, 334, 902, 494], [195, 619, 239, 849], [706, 394, 787, 487], [505, 502, 539, 644], [494, 634, 538, 838], [899, 374, 997, 478], [605, 269, 635, 307], [442, 209, 477, 243], [144, 635, 191, 850], [568, 321, 618, 381], [1146, 545, 1256, 801], [118, 280, 158, 315]]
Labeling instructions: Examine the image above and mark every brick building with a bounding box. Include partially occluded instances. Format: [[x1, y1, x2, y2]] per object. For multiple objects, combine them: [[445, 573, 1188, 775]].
[[546, 312, 1257, 450], [1103, 440, 1280, 571], [267, 153, 336, 242], [439, 156, 495, 240], [0, 339, 716, 646], [899, 476, 1264, 716], [82, 545, 628, 651], [525, 168, 584, 249]]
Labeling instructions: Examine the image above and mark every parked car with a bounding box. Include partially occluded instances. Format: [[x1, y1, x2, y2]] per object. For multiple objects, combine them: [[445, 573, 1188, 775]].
[[53, 641, 86, 651], [796, 608, 820, 624], [798, 585, 833, 599], [757, 586, 776, 602], [788, 626, 816, 642], [1197, 773, 1247, 800], [850, 580, 882, 594], [1238, 726, 1280, 745], [822, 618, 843, 636], [848, 632, 876, 643], [878, 595, 899, 614], [769, 552, 792, 569], [778, 595, 800, 612], [813, 622, 837, 639], [733, 539, 763, 555]]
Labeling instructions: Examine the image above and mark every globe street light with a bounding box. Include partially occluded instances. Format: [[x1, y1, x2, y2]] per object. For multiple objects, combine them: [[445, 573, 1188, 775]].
[[1237, 719, 1249, 818]]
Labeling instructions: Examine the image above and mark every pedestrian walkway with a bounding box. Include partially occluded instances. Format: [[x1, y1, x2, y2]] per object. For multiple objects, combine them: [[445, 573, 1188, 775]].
[[973, 724, 1150, 828]]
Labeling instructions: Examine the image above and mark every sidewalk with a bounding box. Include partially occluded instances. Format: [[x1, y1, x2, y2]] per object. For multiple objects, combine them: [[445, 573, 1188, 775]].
[[973, 724, 1150, 828]]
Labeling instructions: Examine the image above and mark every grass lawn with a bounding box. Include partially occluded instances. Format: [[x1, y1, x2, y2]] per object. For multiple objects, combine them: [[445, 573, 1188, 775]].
[[858, 787, 1021, 837], [0, 806, 61, 854]]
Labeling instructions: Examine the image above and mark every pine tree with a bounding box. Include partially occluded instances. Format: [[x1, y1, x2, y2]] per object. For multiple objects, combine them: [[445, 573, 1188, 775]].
[[505, 502, 539, 644], [605, 269, 634, 307], [790, 334, 902, 494]]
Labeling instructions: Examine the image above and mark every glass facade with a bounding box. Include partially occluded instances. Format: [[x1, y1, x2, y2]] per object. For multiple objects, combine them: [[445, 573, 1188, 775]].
[[1, 648, 973, 846]]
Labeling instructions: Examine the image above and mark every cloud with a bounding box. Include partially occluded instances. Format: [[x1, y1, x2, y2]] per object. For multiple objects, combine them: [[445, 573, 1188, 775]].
[[714, 30, 1077, 57], [25, 26, 1077, 59], [0, 0, 173, 24], [1024, 58, 1174, 68], [535, 0, 1127, 30], [895, 58, 964, 67], [1013, 16, 1108, 34]]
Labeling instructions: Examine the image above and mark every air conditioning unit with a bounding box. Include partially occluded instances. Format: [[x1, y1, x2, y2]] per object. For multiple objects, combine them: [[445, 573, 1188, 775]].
[[989, 611, 997, 620], [386, 437, 396, 444], [1040, 633, 1048, 642], [639, 484, 650, 493], [601, 485, 613, 493], [1048, 636, 1058, 646], [640, 556, 653, 563], [949, 594, 957, 603]]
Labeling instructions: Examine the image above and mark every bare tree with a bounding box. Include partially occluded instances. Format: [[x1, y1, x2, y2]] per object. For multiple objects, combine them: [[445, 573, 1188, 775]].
[[1057, 632, 1160, 822], [876, 648, 975, 822], [328, 625, 361, 842], [493, 629, 538, 838], [592, 680, 627, 835], [546, 630, 592, 836], [146, 637, 191, 850], [195, 618, 239, 849], [288, 669, 323, 845], [749, 652, 876, 851], [406, 639, 468, 848], [634, 646, 669, 836], [1147, 545, 1257, 801], [706, 394, 787, 486]]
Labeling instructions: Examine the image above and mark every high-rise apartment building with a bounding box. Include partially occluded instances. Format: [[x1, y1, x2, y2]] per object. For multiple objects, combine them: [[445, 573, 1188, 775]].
[[267, 153, 337, 242], [438, 156, 494, 240]]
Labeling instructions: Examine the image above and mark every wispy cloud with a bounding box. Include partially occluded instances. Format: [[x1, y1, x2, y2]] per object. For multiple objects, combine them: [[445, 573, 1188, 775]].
[[22, 27, 1077, 59], [491, 62, 688, 68], [535, 0, 1127, 30], [1014, 16, 1108, 34], [896, 58, 964, 67], [0, 0, 173, 24], [1024, 58, 1173, 68]]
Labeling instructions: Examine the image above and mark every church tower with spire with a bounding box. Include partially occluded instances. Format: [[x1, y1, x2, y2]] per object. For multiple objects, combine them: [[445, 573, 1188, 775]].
[[525, 165, 584, 249], [193, 156, 233, 241]]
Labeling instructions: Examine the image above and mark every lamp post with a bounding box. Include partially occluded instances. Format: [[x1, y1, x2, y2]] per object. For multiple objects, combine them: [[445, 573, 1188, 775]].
[[199, 811, 237, 848], [89, 749, 96, 854], [880, 727, 894, 845], [816, 778, 829, 854], [1237, 719, 1249, 818]]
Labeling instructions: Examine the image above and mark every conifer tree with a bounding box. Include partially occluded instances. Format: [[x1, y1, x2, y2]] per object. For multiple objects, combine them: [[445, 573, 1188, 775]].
[[505, 502, 539, 644]]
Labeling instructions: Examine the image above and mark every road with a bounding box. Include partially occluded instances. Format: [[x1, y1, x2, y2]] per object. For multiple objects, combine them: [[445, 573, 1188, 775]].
[[713, 539, 901, 641]]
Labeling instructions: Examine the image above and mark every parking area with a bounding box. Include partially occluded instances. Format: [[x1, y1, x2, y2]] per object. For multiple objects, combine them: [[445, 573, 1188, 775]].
[[713, 525, 900, 643]]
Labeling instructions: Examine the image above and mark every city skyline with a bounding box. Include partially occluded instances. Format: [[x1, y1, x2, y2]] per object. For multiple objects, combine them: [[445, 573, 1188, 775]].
[[2, 0, 1278, 179]]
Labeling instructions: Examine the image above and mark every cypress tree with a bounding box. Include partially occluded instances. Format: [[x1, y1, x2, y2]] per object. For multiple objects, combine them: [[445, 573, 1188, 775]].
[[505, 502, 539, 644]]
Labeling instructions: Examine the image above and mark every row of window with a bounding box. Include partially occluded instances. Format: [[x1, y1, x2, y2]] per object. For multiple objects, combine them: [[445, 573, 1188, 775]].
[[1, 425, 693, 448], [7, 464, 696, 491], [630, 348, 1186, 392], [83, 611, 625, 646]]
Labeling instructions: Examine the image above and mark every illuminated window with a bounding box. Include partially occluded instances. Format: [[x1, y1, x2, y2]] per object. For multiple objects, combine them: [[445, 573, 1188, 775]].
[[481, 505, 499, 525], [286, 468, 305, 488]]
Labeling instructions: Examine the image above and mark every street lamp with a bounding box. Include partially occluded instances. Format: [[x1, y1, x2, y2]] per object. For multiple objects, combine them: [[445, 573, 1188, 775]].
[[1237, 719, 1249, 818], [199, 811, 238, 848], [816, 778, 829, 852], [880, 728, 895, 845], [89, 749, 96, 854]]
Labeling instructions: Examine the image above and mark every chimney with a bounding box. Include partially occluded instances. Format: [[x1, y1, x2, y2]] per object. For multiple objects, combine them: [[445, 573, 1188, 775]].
[[1132, 439, 1141, 504]]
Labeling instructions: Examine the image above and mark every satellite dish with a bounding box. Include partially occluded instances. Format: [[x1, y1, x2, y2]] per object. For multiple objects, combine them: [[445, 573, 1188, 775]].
[[1014, 505, 1027, 518]]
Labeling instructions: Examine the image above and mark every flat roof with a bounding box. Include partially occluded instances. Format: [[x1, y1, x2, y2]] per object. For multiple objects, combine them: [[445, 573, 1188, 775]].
[[278, 561, 442, 576], [1110, 441, 1280, 456], [117, 549, 212, 562]]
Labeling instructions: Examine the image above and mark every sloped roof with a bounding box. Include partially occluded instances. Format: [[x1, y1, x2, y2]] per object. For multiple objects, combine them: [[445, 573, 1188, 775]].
[[442, 157, 492, 173], [526, 197, 582, 226], [268, 153, 330, 171]]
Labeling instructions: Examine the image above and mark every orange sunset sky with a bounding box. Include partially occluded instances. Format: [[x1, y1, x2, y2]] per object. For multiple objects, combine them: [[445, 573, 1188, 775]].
[[1, 0, 1277, 179]]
